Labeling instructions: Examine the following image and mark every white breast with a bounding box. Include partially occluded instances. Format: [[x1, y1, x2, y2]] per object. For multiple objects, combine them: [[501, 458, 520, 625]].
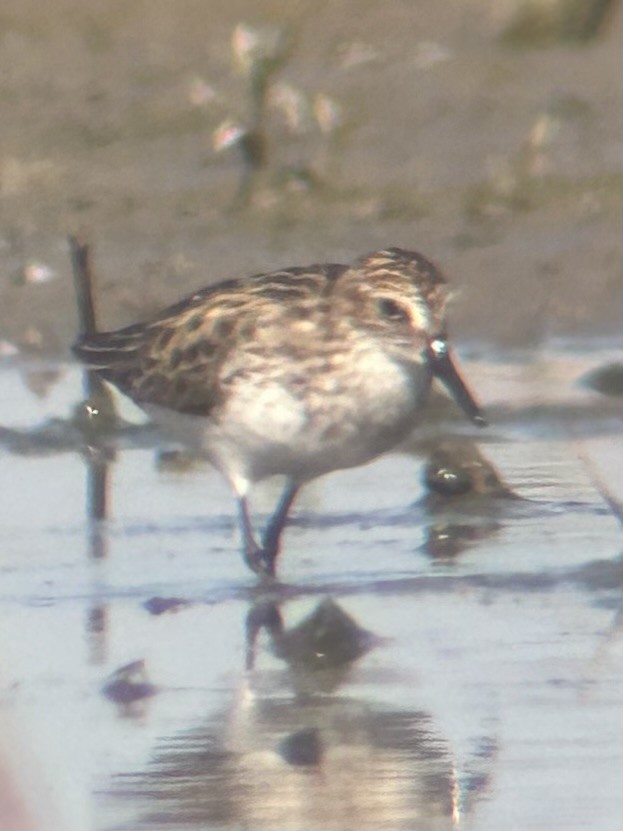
[[204, 342, 430, 486]]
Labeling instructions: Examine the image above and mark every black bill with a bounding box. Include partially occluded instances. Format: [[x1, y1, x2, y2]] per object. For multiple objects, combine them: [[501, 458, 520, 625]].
[[427, 337, 487, 427]]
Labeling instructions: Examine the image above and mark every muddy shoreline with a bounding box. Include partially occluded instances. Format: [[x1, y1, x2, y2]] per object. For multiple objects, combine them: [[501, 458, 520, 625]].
[[0, 0, 619, 357]]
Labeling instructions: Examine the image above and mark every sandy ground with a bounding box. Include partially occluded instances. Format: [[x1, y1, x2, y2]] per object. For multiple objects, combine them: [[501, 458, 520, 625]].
[[0, 0, 619, 355]]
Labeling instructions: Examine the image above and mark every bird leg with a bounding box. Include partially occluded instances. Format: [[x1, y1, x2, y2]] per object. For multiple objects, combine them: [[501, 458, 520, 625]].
[[237, 496, 265, 575], [260, 481, 300, 575], [245, 601, 284, 670], [237, 481, 299, 578]]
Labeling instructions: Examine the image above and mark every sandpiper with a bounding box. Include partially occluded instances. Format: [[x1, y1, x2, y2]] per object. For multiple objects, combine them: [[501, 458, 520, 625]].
[[73, 247, 486, 577]]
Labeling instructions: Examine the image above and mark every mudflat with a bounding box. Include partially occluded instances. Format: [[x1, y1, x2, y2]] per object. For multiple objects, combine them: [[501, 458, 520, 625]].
[[0, 0, 619, 353]]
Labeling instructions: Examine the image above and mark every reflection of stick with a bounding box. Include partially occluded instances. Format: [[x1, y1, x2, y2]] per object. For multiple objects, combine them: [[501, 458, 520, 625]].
[[68, 235, 98, 337], [89, 451, 109, 524], [87, 604, 108, 665]]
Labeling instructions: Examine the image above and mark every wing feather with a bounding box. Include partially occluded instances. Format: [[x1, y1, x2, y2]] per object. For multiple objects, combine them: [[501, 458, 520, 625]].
[[72, 262, 346, 416]]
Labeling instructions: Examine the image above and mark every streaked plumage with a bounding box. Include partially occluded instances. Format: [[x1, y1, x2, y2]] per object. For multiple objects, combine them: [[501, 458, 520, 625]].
[[73, 247, 486, 576]]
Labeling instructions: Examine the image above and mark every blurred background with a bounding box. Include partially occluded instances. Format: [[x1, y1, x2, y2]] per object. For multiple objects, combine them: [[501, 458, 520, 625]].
[[0, 3, 620, 830], [0, 0, 619, 354]]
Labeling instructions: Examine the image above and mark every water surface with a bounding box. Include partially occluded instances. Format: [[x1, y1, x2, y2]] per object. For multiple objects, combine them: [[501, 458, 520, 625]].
[[0, 342, 621, 831]]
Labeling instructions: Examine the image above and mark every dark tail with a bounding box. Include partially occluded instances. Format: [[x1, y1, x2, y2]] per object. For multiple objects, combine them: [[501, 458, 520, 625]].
[[72, 327, 145, 370]]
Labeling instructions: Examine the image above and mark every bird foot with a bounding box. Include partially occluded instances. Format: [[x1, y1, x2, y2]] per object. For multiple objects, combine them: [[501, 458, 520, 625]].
[[243, 542, 277, 579]]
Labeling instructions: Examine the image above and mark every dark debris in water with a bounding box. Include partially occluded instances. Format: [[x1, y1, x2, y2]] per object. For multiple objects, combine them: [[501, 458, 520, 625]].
[[420, 439, 519, 504], [579, 362, 623, 397], [102, 659, 157, 706], [422, 521, 502, 562], [144, 596, 191, 615]]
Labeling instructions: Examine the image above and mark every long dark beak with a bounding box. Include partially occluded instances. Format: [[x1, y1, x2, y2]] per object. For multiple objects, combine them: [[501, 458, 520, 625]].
[[427, 337, 487, 427]]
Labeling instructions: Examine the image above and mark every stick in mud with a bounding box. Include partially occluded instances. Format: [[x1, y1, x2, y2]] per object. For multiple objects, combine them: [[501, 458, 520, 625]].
[[68, 234, 98, 337], [68, 234, 116, 542]]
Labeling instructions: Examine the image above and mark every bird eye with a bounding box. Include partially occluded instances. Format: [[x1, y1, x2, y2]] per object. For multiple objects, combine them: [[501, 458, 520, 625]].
[[377, 298, 409, 322]]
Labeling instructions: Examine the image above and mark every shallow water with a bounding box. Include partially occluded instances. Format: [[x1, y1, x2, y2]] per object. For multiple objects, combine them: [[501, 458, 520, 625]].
[[0, 342, 621, 831]]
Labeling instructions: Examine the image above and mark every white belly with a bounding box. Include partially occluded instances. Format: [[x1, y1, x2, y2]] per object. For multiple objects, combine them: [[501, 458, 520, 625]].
[[147, 349, 430, 490]]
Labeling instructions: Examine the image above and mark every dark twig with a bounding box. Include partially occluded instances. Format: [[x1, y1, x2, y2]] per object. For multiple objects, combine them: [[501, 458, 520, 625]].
[[68, 234, 116, 556], [68, 234, 98, 337], [67, 234, 117, 422]]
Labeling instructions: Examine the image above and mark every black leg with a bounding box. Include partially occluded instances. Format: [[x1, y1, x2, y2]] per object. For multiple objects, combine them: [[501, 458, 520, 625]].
[[237, 496, 265, 575], [237, 482, 300, 577], [260, 481, 300, 576]]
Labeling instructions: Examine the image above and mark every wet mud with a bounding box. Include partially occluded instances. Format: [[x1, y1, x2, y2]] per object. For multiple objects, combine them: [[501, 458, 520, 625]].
[[0, 2, 620, 830], [0, 341, 621, 830]]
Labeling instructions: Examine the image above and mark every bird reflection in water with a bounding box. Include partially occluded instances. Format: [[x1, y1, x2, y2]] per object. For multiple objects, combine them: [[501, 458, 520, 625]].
[[108, 596, 493, 830]]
